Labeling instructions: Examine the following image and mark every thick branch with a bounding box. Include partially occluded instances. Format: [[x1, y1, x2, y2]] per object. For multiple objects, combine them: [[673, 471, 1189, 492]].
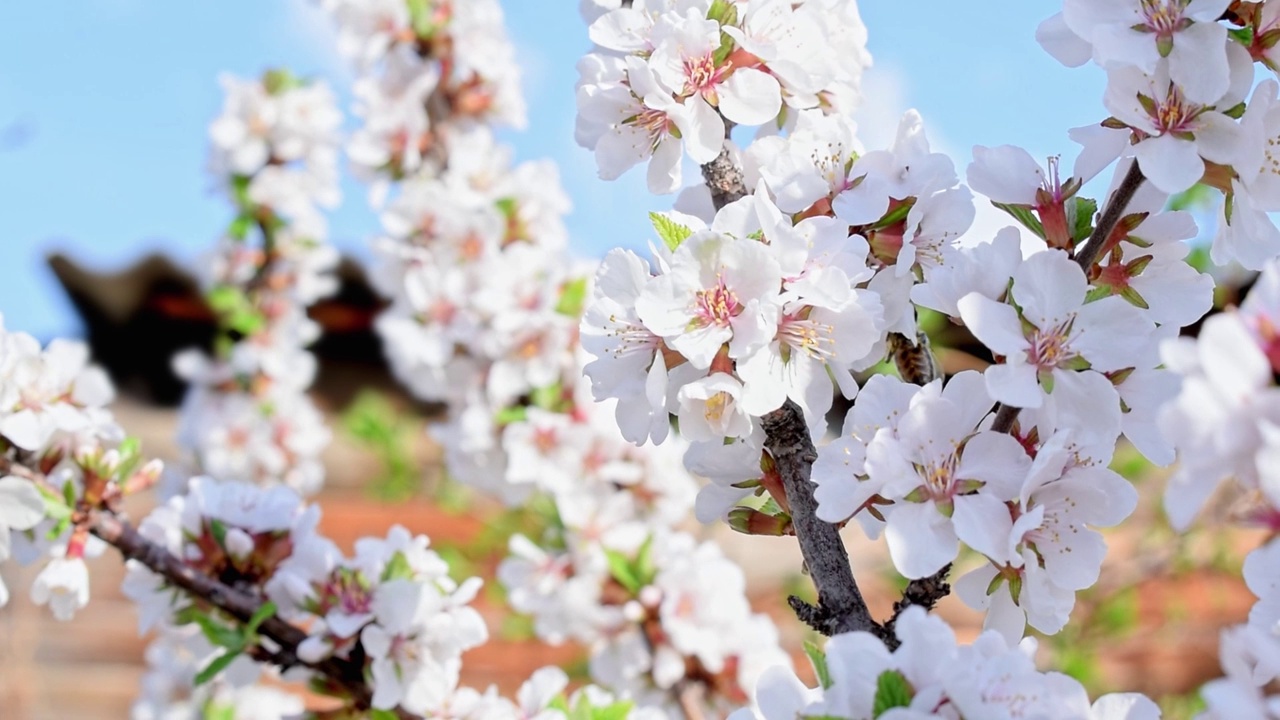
[[763, 401, 877, 635], [990, 163, 1146, 435], [700, 121, 747, 208]]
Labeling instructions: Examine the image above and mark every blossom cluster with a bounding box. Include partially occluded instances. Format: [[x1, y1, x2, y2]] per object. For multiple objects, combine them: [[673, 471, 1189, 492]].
[[1199, 536, 1280, 716], [326, 0, 790, 713], [1040, 0, 1280, 269], [174, 70, 343, 497], [734, 606, 1158, 720], [0, 314, 160, 623], [325, 0, 525, 184], [1160, 259, 1280, 533], [576, 0, 871, 193]]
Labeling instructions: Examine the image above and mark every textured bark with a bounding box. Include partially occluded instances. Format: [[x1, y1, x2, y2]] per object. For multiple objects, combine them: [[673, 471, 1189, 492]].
[[762, 400, 877, 636]]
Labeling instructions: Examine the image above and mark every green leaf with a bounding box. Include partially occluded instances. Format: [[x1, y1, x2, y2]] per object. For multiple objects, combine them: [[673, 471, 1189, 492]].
[[194, 650, 243, 687], [1070, 197, 1098, 244], [61, 479, 76, 508], [707, 0, 738, 25], [650, 212, 694, 251], [228, 214, 254, 241], [992, 202, 1047, 240], [496, 197, 519, 219], [190, 610, 244, 650], [592, 700, 635, 720], [1229, 26, 1255, 46], [208, 518, 228, 548], [634, 534, 657, 587], [494, 405, 529, 426], [530, 382, 564, 411], [604, 548, 642, 594], [406, 0, 442, 38], [261, 68, 303, 96], [203, 702, 237, 720], [803, 641, 833, 689], [382, 551, 415, 582], [245, 601, 277, 636], [556, 276, 590, 317], [872, 669, 914, 715], [230, 175, 253, 209]]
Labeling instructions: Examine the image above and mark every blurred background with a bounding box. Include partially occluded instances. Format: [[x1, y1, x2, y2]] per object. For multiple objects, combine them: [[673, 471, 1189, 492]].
[[0, 2, 1250, 719]]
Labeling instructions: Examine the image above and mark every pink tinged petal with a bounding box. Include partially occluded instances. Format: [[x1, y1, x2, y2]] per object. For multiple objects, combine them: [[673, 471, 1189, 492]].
[[1036, 13, 1091, 68], [1074, 297, 1153, 371], [985, 362, 1044, 409], [885, 500, 959, 579], [595, 124, 651, 181], [1091, 694, 1162, 720], [1185, 0, 1233, 22], [1012, 250, 1086, 328], [1168, 21, 1230, 104], [695, 484, 751, 523], [1193, 112, 1241, 165], [813, 436, 870, 523], [831, 172, 892, 226], [957, 293, 1028, 358], [646, 137, 684, 195], [952, 493, 1015, 564], [1069, 124, 1131, 184], [1134, 134, 1204, 195], [967, 145, 1044, 206], [1040, 523, 1107, 591], [588, 9, 649, 53], [736, 344, 788, 416], [1199, 313, 1271, 399], [0, 476, 45, 530], [675, 95, 726, 165], [956, 432, 1031, 501], [718, 68, 782, 126]]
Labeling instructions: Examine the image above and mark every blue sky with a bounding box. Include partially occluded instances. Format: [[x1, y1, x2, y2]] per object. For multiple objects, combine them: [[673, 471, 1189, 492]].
[[0, 1, 1101, 341]]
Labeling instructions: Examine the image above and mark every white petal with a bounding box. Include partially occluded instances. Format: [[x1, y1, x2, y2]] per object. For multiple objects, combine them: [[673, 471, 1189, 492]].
[[718, 68, 782, 126]]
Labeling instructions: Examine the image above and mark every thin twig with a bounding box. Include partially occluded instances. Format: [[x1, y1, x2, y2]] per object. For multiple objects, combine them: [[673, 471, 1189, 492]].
[[989, 163, 1146, 436], [0, 456, 404, 716]]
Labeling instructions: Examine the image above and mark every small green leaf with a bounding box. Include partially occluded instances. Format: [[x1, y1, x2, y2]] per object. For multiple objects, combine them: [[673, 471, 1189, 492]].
[[382, 551, 415, 582], [1070, 197, 1098, 245], [494, 406, 529, 426], [556, 277, 590, 317], [992, 202, 1047, 240], [803, 641, 833, 689], [872, 669, 914, 715], [496, 197, 519, 219], [261, 68, 303, 95], [592, 700, 635, 720], [194, 650, 243, 687], [604, 548, 642, 594], [245, 601, 277, 636], [208, 519, 228, 548], [190, 611, 244, 650], [650, 212, 694, 251], [530, 382, 564, 411], [1229, 26, 1255, 46], [707, 0, 738, 25], [228, 214, 255, 241], [61, 480, 76, 507]]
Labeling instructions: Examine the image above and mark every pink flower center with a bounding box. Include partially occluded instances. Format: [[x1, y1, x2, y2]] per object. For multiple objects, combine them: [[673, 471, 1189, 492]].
[[627, 107, 675, 149], [1148, 84, 1203, 135], [1026, 321, 1077, 369], [693, 277, 742, 327], [1138, 0, 1189, 36], [682, 53, 726, 98]]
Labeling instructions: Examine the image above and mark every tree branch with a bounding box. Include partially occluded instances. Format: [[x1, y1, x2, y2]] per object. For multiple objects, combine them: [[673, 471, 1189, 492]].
[[762, 400, 877, 636], [701, 120, 748, 209], [990, 162, 1146, 435], [0, 456, 404, 716], [90, 511, 398, 714]]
